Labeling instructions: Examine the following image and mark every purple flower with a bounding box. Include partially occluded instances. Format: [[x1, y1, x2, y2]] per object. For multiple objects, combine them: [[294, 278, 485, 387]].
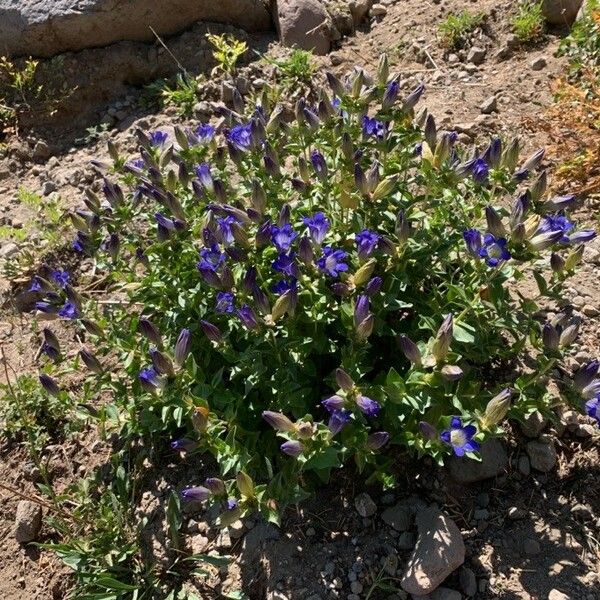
[[322, 395, 346, 413], [317, 247, 349, 278], [272, 253, 298, 278], [367, 431, 390, 450], [280, 440, 304, 458], [195, 124, 215, 144], [478, 234, 511, 267], [127, 158, 146, 171], [463, 229, 483, 256], [200, 320, 223, 343], [365, 276, 383, 296], [356, 229, 380, 259], [197, 245, 226, 272], [383, 80, 400, 109], [227, 123, 253, 151], [195, 163, 213, 191], [226, 498, 238, 511], [180, 486, 211, 502], [171, 438, 198, 452], [139, 366, 162, 391], [39, 374, 60, 396], [271, 224, 298, 252], [150, 131, 168, 147], [356, 395, 381, 417], [51, 270, 70, 289], [272, 279, 298, 295], [440, 417, 480, 457], [310, 150, 327, 179], [59, 301, 79, 319], [215, 292, 235, 314], [29, 277, 43, 292], [538, 215, 574, 243], [586, 397, 599, 424], [471, 158, 489, 184], [362, 116, 387, 139], [566, 230, 596, 245], [328, 409, 352, 436], [354, 295, 370, 328], [217, 216, 237, 246], [237, 304, 259, 330], [303, 212, 330, 245]]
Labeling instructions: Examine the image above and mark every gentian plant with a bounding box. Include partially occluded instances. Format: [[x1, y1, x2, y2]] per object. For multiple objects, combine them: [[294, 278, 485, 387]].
[[29, 55, 598, 524]]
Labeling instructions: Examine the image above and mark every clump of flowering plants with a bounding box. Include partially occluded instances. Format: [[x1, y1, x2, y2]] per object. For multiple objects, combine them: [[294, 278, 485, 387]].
[[28, 55, 598, 524]]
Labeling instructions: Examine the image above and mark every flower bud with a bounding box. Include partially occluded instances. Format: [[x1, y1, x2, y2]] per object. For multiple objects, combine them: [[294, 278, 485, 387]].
[[79, 348, 103, 374], [440, 365, 463, 381], [424, 114, 437, 150], [371, 175, 398, 202], [251, 179, 266, 214], [150, 348, 175, 377], [322, 395, 346, 412], [485, 206, 506, 238], [367, 431, 390, 450], [271, 290, 293, 321], [559, 322, 579, 347], [399, 334, 422, 366], [550, 253, 565, 274], [483, 388, 512, 426], [326, 72, 346, 97], [180, 486, 211, 502], [281, 440, 303, 458], [298, 236, 314, 265], [204, 477, 226, 495], [262, 410, 295, 432], [353, 259, 377, 286], [564, 244, 584, 271], [236, 471, 255, 498], [295, 421, 314, 439], [529, 230, 562, 251], [192, 406, 209, 432], [81, 319, 104, 337], [200, 320, 223, 343], [341, 133, 353, 161], [356, 314, 374, 341], [573, 361, 600, 392], [395, 210, 411, 244], [520, 148, 545, 173], [418, 421, 437, 440], [377, 53, 389, 85], [365, 276, 383, 296], [138, 318, 162, 346], [403, 83, 425, 111], [336, 368, 354, 392], [431, 314, 453, 362], [382, 78, 399, 109], [39, 373, 60, 396], [174, 328, 191, 367], [542, 323, 559, 350], [502, 137, 520, 171], [529, 170, 547, 202]]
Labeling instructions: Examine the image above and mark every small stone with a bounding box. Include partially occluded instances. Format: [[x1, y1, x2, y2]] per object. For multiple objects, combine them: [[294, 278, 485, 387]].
[[548, 589, 570, 600], [397, 531, 416, 550], [531, 57, 548, 71], [520, 411, 547, 438], [527, 437, 557, 472], [523, 538, 541, 555], [448, 438, 508, 483], [431, 588, 462, 600], [350, 581, 363, 594], [42, 181, 57, 196], [575, 424, 596, 438], [448, 53, 459, 64], [228, 520, 245, 539], [370, 3, 387, 17], [582, 304, 600, 317], [221, 80, 236, 104], [518, 455, 531, 476], [32, 140, 52, 160], [507, 506, 526, 520], [0, 242, 19, 258], [480, 95, 497, 114], [306, 526, 316, 537], [355, 492, 377, 517], [382, 504, 412, 531], [14, 500, 42, 543], [467, 46, 486, 65], [459, 567, 477, 596], [190, 534, 209, 554], [216, 528, 232, 549]]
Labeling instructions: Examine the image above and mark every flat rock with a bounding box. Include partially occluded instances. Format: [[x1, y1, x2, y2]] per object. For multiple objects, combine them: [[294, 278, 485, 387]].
[[480, 95, 497, 114], [542, 0, 584, 25], [520, 411, 548, 438], [447, 438, 508, 483], [401, 507, 465, 595], [354, 492, 377, 517], [381, 503, 412, 531], [467, 46, 486, 65], [275, 0, 332, 55], [527, 437, 557, 472], [0, 0, 271, 58], [14, 500, 42, 543]]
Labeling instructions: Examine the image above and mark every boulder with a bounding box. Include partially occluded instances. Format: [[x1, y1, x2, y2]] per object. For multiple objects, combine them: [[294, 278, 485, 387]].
[[401, 507, 465, 596], [447, 438, 508, 483], [541, 0, 584, 25], [0, 0, 272, 58], [274, 0, 332, 55]]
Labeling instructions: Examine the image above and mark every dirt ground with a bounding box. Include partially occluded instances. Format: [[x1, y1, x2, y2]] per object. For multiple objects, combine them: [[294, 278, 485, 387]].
[[0, 0, 599, 599]]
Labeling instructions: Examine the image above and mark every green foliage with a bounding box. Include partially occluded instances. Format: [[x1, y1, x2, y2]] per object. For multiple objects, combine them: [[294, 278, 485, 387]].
[[511, 1, 545, 44], [75, 122, 111, 146], [144, 73, 201, 116], [0, 56, 42, 128], [438, 10, 485, 49], [559, 0, 600, 84], [264, 49, 316, 87], [25, 55, 596, 529], [206, 34, 248, 76]]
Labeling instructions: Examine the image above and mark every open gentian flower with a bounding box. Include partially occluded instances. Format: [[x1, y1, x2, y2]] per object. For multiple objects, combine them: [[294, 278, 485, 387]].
[[356, 395, 381, 417], [272, 253, 299, 278], [328, 409, 352, 436], [356, 229, 380, 259], [440, 417, 480, 457], [215, 292, 235, 314], [471, 158, 489, 184], [478, 234, 511, 267], [227, 122, 253, 151], [150, 131, 168, 147], [195, 124, 215, 144], [317, 247, 349, 277], [59, 301, 79, 319], [271, 224, 297, 252], [217, 216, 237, 246], [585, 397, 599, 424], [273, 279, 298, 295], [51, 270, 70, 289], [139, 367, 162, 392], [198, 245, 226, 272], [195, 163, 213, 191], [303, 212, 330, 244], [538, 215, 573, 243], [362, 116, 387, 139]]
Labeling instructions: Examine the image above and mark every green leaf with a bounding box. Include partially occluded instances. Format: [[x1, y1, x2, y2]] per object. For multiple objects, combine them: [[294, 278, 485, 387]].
[[453, 321, 475, 343]]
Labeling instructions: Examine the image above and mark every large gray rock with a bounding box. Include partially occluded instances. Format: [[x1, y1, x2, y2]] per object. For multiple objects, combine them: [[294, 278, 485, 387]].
[[401, 507, 465, 596], [275, 0, 332, 55], [0, 0, 272, 58], [447, 438, 508, 483], [542, 0, 584, 25]]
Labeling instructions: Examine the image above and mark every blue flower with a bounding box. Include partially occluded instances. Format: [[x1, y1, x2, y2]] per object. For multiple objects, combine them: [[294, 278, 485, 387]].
[[272, 253, 299, 278], [195, 124, 215, 144], [566, 230, 597, 244], [356, 395, 381, 417], [303, 212, 330, 244], [180, 486, 211, 502], [197, 245, 225, 272], [215, 292, 235, 314], [382, 80, 400, 109], [195, 163, 213, 190], [362, 116, 387, 139], [538, 215, 574, 243], [271, 223, 298, 252], [310, 150, 327, 178], [217, 216, 237, 246], [585, 396, 599, 425], [226, 498, 238, 510], [471, 158, 489, 184], [328, 409, 352, 436], [128, 158, 146, 171], [478, 234, 511, 267], [51, 270, 70, 289], [59, 301, 79, 319], [322, 395, 346, 413], [227, 123, 253, 151], [317, 247, 349, 278], [150, 131, 168, 147], [281, 440, 303, 457], [440, 417, 480, 457], [139, 366, 162, 391], [29, 277, 43, 292], [355, 229, 380, 259], [272, 278, 298, 295], [463, 229, 483, 256], [237, 304, 259, 330]]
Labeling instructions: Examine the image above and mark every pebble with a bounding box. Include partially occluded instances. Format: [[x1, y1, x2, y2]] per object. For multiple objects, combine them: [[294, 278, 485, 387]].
[[370, 4, 387, 17], [467, 46, 486, 65], [507, 506, 526, 520], [42, 181, 57, 195], [228, 520, 245, 539], [354, 492, 377, 517], [397, 531, 416, 550], [14, 501, 42, 543], [526, 437, 557, 472], [523, 538, 541, 555], [381, 503, 412, 531], [548, 590, 571, 600], [575, 424, 596, 438], [350, 581, 363, 594], [306, 526, 316, 537], [459, 567, 477, 596], [571, 503, 592, 519], [0, 242, 19, 258], [480, 95, 497, 114], [531, 57, 548, 71], [582, 304, 600, 317]]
